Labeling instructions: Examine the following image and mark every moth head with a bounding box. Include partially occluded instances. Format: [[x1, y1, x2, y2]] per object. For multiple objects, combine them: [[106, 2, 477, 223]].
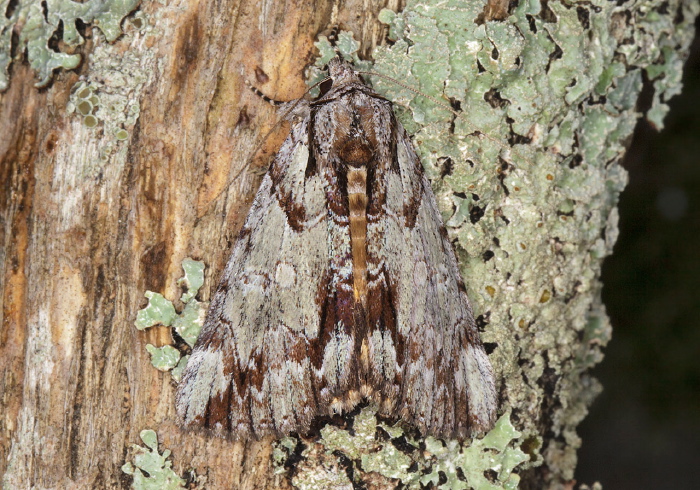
[[324, 57, 364, 92]]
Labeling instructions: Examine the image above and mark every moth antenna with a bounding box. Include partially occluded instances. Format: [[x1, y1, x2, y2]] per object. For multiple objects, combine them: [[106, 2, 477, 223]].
[[358, 70, 532, 167], [245, 80, 286, 107], [358, 71, 458, 117], [196, 76, 332, 222], [326, 25, 340, 53]]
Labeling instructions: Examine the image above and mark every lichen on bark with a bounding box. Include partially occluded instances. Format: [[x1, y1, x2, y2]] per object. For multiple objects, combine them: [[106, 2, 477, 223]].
[[0, 0, 142, 89]]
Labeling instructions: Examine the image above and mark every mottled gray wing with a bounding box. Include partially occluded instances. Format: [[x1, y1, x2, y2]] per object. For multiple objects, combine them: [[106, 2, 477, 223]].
[[176, 117, 335, 439], [367, 123, 497, 439]]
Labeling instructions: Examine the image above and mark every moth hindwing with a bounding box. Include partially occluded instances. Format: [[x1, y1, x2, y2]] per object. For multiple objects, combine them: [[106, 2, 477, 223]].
[[176, 57, 497, 440]]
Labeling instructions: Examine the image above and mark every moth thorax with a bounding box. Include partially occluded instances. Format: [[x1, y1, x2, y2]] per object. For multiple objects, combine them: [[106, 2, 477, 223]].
[[338, 137, 373, 168]]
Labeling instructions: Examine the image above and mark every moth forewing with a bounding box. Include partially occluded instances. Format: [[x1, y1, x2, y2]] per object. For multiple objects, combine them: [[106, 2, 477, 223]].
[[176, 57, 497, 440]]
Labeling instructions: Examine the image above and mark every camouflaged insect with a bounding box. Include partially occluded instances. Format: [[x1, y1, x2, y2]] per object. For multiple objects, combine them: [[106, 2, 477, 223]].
[[176, 58, 497, 440]]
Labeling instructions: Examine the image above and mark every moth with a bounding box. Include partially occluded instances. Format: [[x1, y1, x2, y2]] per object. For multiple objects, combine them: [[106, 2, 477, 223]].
[[176, 57, 497, 440]]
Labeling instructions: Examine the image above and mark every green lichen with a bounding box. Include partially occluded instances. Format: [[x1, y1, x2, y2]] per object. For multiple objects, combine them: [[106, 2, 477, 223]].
[[64, 14, 150, 145], [178, 258, 205, 304], [281, 406, 530, 489], [135, 291, 177, 330], [320, 406, 383, 460], [122, 429, 186, 489], [0, 0, 141, 90], [83, 115, 99, 128], [310, 0, 697, 484], [170, 355, 189, 383], [361, 442, 413, 482], [454, 412, 530, 489], [39, 7, 156, 188], [171, 300, 206, 348], [135, 259, 206, 375], [145, 344, 181, 371], [272, 436, 302, 475]]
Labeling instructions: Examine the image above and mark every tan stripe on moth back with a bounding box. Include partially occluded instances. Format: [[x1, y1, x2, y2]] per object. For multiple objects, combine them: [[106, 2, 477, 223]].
[[346, 167, 368, 308]]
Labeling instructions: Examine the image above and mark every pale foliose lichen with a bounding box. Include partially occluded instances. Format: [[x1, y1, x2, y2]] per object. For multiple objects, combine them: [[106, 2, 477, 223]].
[[122, 429, 187, 489], [135, 258, 206, 378], [0, 0, 141, 90], [312, 0, 697, 485], [178, 258, 205, 303], [36, 6, 162, 190], [63, 10, 150, 151], [274, 405, 533, 490], [135, 291, 178, 330]]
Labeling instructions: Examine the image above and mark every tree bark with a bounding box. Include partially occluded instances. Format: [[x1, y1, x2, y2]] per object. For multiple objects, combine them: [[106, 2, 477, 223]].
[[0, 0, 697, 488]]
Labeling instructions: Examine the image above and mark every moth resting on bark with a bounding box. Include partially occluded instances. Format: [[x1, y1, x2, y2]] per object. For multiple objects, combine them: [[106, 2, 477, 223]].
[[176, 58, 497, 440]]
